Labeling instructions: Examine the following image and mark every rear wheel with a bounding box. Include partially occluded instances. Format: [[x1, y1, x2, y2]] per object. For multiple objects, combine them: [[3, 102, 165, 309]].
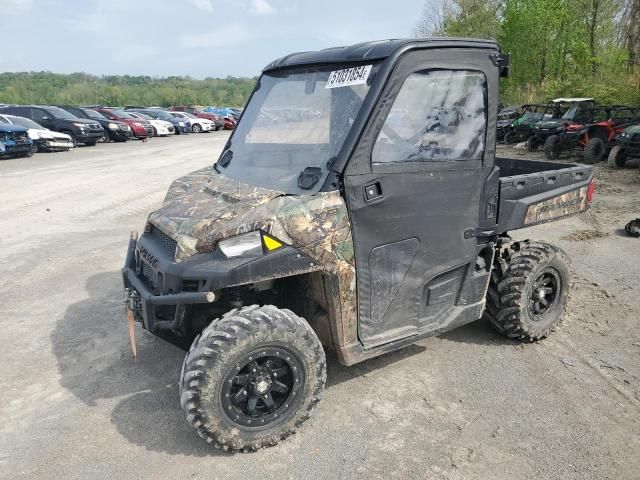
[[504, 131, 516, 145], [544, 135, 561, 160], [18, 150, 33, 158], [179, 305, 326, 451], [485, 240, 570, 341], [192, 123, 202, 133], [583, 137, 606, 164], [607, 145, 626, 168], [526, 136, 538, 151]]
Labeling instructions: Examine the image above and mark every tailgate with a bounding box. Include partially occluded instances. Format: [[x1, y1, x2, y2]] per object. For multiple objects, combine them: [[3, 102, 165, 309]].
[[496, 158, 593, 233]]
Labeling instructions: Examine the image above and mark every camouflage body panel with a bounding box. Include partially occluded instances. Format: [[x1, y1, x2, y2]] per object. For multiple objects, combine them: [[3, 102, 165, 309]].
[[524, 186, 589, 225], [148, 167, 357, 346]]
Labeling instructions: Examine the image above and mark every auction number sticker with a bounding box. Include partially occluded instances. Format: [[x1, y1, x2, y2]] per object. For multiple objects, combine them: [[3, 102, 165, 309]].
[[326, 65, 373, 89]]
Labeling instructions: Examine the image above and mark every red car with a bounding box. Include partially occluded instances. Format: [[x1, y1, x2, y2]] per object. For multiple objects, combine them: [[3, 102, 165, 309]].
[[168, 106, 224, 130], [223, 116, 236, 130], [91, 107, 154, 139]]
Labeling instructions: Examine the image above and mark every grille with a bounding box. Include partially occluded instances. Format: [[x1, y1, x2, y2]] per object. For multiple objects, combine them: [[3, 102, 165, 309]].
[[142, 262, 158, 288], [150, 224, 177, 256], [12, 132, 29, 143]]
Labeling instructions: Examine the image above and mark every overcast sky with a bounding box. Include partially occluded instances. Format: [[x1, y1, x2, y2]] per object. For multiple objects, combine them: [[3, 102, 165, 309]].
[[0, 0, 424, 78]]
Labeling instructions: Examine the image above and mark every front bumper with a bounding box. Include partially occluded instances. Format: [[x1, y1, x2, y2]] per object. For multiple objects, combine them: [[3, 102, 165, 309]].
[[76, 130, 104, 143], [108, 128, 133, 141], [39, 138, 74, 150], [122, 229, 318, 333], [1, 141, 32, 155]]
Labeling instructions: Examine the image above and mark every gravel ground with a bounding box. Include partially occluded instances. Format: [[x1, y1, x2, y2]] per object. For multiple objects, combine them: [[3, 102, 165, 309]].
[[1, 135, 639, 480]]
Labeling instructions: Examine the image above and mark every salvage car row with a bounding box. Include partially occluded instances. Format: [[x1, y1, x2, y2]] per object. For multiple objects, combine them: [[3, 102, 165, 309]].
[[497, 98, 640, 168], [0, 104, 238, 158]]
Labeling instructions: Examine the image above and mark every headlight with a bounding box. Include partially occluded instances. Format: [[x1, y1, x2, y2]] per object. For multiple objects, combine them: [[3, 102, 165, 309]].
[[39, 133, 55, 140], [108, 122, 119, 130], [178, 121, 185, 126], [620, 132, 627, 138], [555, 126, 563, 132], [72, 122, 87, 128], [133, 122, 143, 127], [121, 124, 131, 130], [217, 231, 284, 258], [218, 232, 263, 258]]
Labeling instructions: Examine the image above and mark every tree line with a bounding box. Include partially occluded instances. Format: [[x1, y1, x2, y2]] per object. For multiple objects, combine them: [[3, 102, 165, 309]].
[[415, 0, 640, 105], [0, 72, 256, 107]]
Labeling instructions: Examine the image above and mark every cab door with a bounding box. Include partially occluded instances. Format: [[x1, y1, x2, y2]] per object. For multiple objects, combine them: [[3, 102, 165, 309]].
[[343, 49, 499, 347]]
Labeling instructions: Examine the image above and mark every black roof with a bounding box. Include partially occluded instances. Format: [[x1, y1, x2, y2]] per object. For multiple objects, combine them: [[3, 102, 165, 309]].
[[263, 38, 500, 72]]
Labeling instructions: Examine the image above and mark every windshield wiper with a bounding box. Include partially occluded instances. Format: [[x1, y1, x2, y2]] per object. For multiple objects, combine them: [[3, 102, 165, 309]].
[[298, 167, 322, 190]]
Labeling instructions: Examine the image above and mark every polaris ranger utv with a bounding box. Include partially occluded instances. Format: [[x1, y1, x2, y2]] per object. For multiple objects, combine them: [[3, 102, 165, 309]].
[[122, 38, 595, 451]]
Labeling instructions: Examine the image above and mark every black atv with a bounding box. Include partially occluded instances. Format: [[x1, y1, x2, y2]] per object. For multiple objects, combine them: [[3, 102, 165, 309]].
[[608, 124, 640, 168], [122, 38, 595, 451], [503, 103, 553, 150], [532, 98, 596, 155]]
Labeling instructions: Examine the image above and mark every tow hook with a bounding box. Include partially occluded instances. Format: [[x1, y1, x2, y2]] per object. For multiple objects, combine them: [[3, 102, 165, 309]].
[[124, 288, 141, 359], [124, 287, 142, 312]]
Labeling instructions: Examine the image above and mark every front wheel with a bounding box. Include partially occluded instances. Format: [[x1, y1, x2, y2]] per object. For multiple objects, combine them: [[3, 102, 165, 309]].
[[485, 240, 570, 341], [544, 135, 561, 160], [192, 123, 202, 133], [180, 305, 326, 451], [607, 145, 626, 168], [583, 137, 606, 164]]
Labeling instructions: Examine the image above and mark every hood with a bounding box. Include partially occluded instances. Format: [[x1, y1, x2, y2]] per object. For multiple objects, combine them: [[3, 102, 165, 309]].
[[536, 119, 564, 129], [624, 125, 640, 135], [147, 168, 349, 261], [0, 124, 28, 133], [148, 168, 284, 259]]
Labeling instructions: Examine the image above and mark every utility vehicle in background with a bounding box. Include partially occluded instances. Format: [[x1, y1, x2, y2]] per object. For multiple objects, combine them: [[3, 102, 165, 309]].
[[530, 98, 595, 152], [503, 103, 554, 150], [122, 38, 594, 451], [608, 124, 640, 168], [544, 105, 640, 163]]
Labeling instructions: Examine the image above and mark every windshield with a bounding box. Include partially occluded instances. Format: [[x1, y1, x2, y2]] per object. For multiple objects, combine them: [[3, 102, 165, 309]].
[[7, 116, 43, 129], [179, 112, 198, 119], [111, 110, 137, 119], [218, 64, 377, 193], [129, 112, 151, 120], [149, 111, 174, 121], [47, 106, 79, 120], [561, 106, 578, 119], [83, 109, 106, 120]]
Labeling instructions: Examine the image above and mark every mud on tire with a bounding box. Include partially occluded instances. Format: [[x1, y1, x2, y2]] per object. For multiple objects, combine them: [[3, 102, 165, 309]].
[[485, 240, 571, 341], [179, 305, 326, 451], [544, 135, 561, 160], [607, 145, 626, 168], [583, 137, 606, 164]]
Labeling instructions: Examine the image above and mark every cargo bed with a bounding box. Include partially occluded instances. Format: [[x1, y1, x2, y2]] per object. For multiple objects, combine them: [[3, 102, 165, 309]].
[[495, 157, 594, 233]]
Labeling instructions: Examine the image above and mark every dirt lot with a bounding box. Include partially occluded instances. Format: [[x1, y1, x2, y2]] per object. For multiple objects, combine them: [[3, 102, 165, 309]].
[[1, 136, 639, 480]]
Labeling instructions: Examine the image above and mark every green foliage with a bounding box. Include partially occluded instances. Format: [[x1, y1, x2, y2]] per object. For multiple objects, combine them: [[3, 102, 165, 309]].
[[417, 0, 640, 106], [0, 72, 256, 107]]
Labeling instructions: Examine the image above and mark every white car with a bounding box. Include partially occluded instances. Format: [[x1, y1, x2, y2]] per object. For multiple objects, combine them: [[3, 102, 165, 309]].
[[169, 111, 215, 133], [0, 114, 74, 152], [127, 112, 175, 136]]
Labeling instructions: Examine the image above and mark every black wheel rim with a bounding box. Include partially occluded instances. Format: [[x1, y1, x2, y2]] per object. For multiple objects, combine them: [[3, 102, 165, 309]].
[[528, 268, 561, 319], [220, 346, 304, 429]]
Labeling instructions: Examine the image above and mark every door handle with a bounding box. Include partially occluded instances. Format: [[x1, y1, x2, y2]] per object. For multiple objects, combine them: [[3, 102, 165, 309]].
[[364, 181, 383, 202]]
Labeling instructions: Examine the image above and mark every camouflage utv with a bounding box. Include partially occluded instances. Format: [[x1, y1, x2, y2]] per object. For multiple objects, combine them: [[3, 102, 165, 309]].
[[123, 38, 595, 451]]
